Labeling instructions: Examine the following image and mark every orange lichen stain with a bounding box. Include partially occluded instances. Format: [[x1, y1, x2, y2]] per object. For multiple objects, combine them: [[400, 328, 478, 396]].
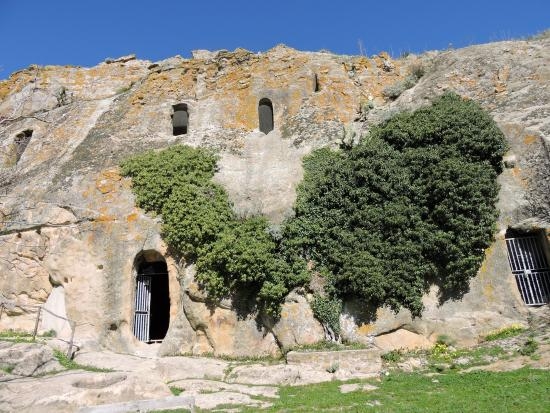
[[494, 82, 507, 94], [357, 323, 375, 335], [126, 212, 138, 223], [523, 134, 538, 145], [354, 56, 372, 70], [96, 214, 116, 222], [95, 169, 122, 194], [0, 68, 36, 100], [511, 166, 521, 178]]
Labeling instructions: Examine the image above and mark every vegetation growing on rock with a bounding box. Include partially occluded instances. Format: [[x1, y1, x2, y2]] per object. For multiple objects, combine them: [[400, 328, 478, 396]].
[[282, 93, 507, 317], [122, 93, 506, 324], [121, 146, 305, 316]]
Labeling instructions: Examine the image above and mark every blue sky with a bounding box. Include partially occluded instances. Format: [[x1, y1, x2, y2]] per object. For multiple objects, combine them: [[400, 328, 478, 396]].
[[1, 0, 548, 79]]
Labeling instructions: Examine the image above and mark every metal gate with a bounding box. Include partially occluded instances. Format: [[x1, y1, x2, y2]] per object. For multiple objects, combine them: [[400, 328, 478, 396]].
[[133, 275, 152, 342], [505, 234, 550, 305]]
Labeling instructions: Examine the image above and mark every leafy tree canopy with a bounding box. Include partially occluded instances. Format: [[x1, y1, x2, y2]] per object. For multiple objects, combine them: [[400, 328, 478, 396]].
[[282, 93, 506, 316], [121, 145, 301, 316]]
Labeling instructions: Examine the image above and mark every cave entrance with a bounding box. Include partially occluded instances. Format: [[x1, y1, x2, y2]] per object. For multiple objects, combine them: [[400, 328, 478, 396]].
[[505, 229, 550, 306], [258, 98, 274, 134], [133, 256, 170, 342]]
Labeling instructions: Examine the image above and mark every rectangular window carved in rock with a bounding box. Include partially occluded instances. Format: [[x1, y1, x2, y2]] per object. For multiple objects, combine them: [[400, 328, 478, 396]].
[[14, 129, 33, 163], [172, 104, 189, 135]]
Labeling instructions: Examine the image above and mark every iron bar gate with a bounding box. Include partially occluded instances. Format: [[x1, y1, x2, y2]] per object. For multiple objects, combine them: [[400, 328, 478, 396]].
[[505, 234, 550, 305], [133, 275, 152, 342]]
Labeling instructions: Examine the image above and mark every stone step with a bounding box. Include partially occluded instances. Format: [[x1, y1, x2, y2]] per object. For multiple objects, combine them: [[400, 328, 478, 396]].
[[286, 348, 382, 376]]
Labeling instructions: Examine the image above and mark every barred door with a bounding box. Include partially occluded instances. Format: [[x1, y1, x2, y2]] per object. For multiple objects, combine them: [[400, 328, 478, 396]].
[[505, 234, 550, 305], [133, 275, 152, 341]]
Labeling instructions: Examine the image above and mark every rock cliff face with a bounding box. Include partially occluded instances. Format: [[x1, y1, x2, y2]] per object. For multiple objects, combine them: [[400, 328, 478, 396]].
[[1, 38, 549, 356]]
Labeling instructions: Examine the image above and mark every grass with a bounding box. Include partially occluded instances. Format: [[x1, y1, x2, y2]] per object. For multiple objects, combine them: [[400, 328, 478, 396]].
[[382, 343, 509, 372], [175, 351, 283, 365], [0, 329, 56, 343], [169, 386, 184, 396], [428, 344, 506, 372], [290, 341, 370, 353], [0, 329, 35, 343], [519, 336, 539, 357], [1, 365, 14, 374], [53, 350, 114, 373], [484, 325, 525, 341], [237, 368, 550, 412]]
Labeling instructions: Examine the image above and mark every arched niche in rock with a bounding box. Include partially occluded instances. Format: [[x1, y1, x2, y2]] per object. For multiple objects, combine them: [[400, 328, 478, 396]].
[[258, 98, 274, 134]]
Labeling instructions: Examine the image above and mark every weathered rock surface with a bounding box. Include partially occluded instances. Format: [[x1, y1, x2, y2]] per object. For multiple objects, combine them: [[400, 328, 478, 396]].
[[1, 36, 550, 356], [287, 348, 382, 380], [0, 341, 61, 376], [0, 370, 171, 413]]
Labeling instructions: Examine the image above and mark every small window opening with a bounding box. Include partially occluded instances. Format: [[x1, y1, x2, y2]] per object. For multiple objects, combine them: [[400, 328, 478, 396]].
[[172, 103, 188, 135], [258, 98, 274, 134], [14, 129, 33, 163], [133, 257, 170, 343], [505, 229, 550, 305], [314, 73, 320, 92]]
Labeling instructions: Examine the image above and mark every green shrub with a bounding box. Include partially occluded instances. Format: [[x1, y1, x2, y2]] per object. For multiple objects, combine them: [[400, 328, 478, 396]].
[[519, 336, 538, 356], [196, 217, 308, 316], [169, 386, 184, 396], [310, 294, 342, 336], [283, 93, 506, 317], [122, 145, 307, 316], [120, 145, 218, 213], [382, 349, 403, 363], [382, 63, 425, 100], [409, 63, 425, 79], [162, 183, 234, 258], [382, 77, 415, 99]]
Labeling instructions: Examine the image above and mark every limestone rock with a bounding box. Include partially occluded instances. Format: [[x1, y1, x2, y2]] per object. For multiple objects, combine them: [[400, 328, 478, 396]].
[[374, 329, 433, 351], [1, 37, 549, 357], [180, 270, 280, 357], [286, 348, 382, 380], [0, 341, 61, 376], [0, 370, 171, 413], [168, 378, 279, 399], [268, 290, 325, 351]]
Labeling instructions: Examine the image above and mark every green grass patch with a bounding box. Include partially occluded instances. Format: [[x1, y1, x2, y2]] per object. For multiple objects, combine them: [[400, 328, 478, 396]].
[[519, 337, 539, 357], [1, 365, 14, 374], [169, 386, 184, 396], [0, 329, 35, 343], [239, 368, 550, 412], [382, 349, 404, 363], [0, 329, 57, 343], [53, 350, 114, 373], [427, 344, 506, 371], [291, 341, 370, 353], [485, 325, 525, 341]]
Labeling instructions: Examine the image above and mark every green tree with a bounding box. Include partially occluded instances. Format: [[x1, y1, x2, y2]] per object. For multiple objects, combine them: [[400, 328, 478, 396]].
[[121, 145, 307, 316], [283, 93, 506, 316]]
